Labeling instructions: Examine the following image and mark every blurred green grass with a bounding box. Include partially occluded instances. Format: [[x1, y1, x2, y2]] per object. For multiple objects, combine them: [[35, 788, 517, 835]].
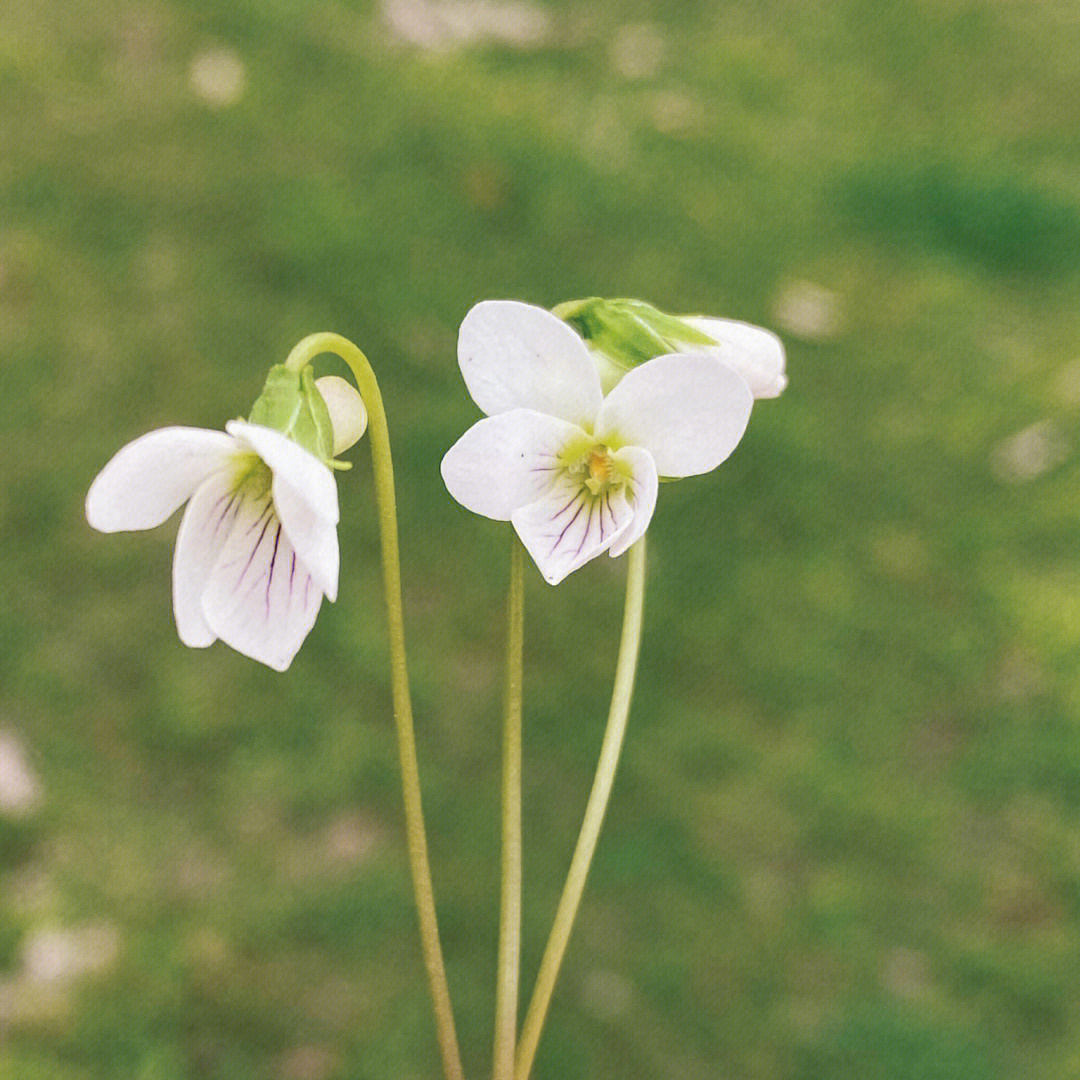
[[3, 0, 1080, 1077]]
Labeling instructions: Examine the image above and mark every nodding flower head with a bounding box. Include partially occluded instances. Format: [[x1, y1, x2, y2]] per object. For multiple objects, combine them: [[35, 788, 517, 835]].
[[86, 363, 366, 670]]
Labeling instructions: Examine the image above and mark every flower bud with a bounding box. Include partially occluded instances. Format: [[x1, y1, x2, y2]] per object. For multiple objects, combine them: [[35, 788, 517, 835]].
[[554, 297, 720, 392], [315, 375, 368, 456], [678, 316, 787, 399], [554, 297, 786, 399]]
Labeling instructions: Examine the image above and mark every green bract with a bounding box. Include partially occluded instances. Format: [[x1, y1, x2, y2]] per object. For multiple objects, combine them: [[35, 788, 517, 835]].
[[248, 364, 335, 463]]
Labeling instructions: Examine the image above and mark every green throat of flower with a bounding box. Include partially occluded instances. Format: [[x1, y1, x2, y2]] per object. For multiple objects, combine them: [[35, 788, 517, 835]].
[[566, 444, 624, 498], [232, 452, 273, 500]]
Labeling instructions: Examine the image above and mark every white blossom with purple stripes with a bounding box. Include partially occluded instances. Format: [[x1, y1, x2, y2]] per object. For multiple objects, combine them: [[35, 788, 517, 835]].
[[86, 420, 339, 671], [441, 301, 755, 585]]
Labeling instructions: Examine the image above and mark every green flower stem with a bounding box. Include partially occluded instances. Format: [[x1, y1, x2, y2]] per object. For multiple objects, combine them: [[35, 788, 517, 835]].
[[515, 537, 648, 1080], [284, 334, 465, 1080], [494, 538, 525, 1080]]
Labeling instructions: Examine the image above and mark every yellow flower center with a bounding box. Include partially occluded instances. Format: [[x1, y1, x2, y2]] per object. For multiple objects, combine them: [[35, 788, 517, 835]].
[[584, 446, 614, 495]]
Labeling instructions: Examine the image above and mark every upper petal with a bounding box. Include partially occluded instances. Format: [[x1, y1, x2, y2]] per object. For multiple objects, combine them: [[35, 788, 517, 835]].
[[441, 409, 587, 521], [226, 420, 339, 524], [458, 301, 603, 427], [270, 486, 339, 602], [594, 353, 753, 478], [511, 474, 633, 586], [201, 492, 323, 671], [172, 472, 246, 648], [86, 427, 237, 532], [681, 316, 788, 399], [226, 420, 340, 600], [315, 375, 368, 455], [607, 446, 658, 558]]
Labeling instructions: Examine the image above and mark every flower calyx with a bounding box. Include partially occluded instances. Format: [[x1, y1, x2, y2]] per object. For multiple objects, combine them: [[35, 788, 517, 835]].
[[248, 364, 366, 469]]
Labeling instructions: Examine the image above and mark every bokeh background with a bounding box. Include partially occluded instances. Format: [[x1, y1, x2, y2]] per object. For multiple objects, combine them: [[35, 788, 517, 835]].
[[4, 1, 1080, 1077]]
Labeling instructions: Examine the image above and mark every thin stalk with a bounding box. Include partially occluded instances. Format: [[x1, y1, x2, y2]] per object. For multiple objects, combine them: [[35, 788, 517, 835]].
[[515, 537, 647, 1080], [493, 538, 525, 1080], [285, 334, 465, 1080]]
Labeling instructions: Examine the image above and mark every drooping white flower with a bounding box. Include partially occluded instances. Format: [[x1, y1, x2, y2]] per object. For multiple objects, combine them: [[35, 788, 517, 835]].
[[86, 419, 340, 671], [441, 300, 754, 584], [554, 296, 787, 399]]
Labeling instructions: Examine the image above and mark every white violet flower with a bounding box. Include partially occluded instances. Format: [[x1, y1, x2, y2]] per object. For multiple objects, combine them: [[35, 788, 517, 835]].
[[86, 370, 364, 671], [441, 300, 755, 585]]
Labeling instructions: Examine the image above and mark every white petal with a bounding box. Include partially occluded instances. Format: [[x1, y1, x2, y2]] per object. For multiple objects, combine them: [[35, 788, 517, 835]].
[[441, 409, 586, 520], [201, 493, 323, 671], [681, 317, 788, 399], [226, 420, 340, 600], [607, 446, 658, 558], [172, 472, 244, 647], [511, 475, 633, 586], [226, 420, 339, 524], [595, 353, 753, 477], [315, 375, 367, 455], [458, 301, 603, 427], [271, 490, 339, 602], [86, 427, 236, 532]]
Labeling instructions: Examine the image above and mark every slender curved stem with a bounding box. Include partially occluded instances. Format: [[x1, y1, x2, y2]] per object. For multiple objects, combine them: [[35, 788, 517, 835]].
[[285, 334, 465, 1080], [494, 538, 525, 1080], [515, 537, 648, 1080]]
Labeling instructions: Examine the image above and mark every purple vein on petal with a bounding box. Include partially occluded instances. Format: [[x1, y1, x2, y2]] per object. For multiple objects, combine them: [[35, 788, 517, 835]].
[[234, 510, 274, 592], [234, 556, 271, 612], [213, 491, 242, 537], [206, 488, 231, 522], [265, 523, 282, 617], [550, 488, 583, 523], [551, 495, 586, 556], [242, 499, 273, 537], [573, 498, 598, 558]]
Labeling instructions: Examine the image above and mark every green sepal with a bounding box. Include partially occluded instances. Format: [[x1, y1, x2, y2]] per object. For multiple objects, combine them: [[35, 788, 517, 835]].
[[554, 297, 718, 371], [247, 363, 334, 462], [296, 366, 335, 461], [249, 365, 303, 432]]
